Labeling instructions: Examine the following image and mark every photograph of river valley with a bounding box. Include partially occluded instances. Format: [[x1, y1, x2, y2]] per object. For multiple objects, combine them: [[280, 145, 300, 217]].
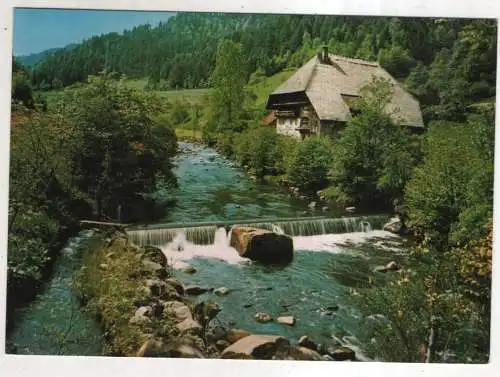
[[4, 7, 495, 364]]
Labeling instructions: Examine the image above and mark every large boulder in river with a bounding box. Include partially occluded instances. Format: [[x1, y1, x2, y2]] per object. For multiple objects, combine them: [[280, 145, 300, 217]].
[[230, 226, 293, 264], [228, 329, 251, 344], [221, 335, 290, 360]]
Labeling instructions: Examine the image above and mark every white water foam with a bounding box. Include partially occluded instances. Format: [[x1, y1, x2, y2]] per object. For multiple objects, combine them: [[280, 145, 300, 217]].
[[160, 227, 249, 269], [292, 230, 398, 253], [61, 229, 95, 256], [159, 228, 399, 268]]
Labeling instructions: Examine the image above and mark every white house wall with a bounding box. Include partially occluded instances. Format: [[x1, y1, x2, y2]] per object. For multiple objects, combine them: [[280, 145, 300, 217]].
[[276, 117, 302, 139]]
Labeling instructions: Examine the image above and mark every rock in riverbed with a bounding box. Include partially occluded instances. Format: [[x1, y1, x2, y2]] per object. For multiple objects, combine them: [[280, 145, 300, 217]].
[[230, 226, 293, 264], [214, 287, 231, 296], [206, 326, 227, 343], [141, 245, 168, 267], [164, 301, 192, 321], [185, 285, 211, 295], [165, 277, 185, 295], [228, 329, 251, 344], [290, 347, 323, 361], [176, 318, 203, 336], [144, 279, 176, 298], [221, 335, 290, 360], [182, 265, 198, 274], [216, 340, 231, 351], [298, 335, 317, 351], [254, 312, 273, 323], [161, 337, 205, 358], [328, 346, 356, 361], [192, 300, 222, 327], [277, 316, 296, 326], [142, 259, 168, 278]]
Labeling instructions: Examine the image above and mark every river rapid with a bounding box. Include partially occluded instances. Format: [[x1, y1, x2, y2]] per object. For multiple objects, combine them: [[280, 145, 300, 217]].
[[7, 142, 409, 359]]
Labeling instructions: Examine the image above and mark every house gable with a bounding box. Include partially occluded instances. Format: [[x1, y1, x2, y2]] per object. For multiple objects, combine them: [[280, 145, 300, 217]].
[[266, 53, 425, 130]]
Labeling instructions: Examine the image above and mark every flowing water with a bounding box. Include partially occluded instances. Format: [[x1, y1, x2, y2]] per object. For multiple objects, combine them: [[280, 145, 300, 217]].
[[128, 142, 409, 360], [7, 230, 103, 355], [7, 142, 408, 359]]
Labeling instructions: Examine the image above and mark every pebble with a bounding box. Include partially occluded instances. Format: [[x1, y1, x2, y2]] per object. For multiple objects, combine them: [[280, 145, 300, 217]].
[[254, 312, 273, 323]]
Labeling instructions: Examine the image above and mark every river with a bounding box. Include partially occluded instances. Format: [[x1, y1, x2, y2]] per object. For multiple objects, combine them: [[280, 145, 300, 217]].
[[130, 142, 410, 360], [7, 142, 409, 359]]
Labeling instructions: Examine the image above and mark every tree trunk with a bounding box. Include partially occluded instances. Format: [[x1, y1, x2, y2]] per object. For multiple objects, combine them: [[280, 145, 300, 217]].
[[425, 326, 435, 363]]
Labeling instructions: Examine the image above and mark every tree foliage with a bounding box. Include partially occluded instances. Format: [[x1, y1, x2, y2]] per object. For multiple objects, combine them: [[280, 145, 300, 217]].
[[354, 104, 493, 364], [405, 106, 494, 248], [11, 59, 35, 108], [233, 126, 286, 179], [208, 40, 247, 133], [287, 137, 334, 193], [55, 73, 177, 221], [8, 69, 178, 311], [327, 78, 416, 207]]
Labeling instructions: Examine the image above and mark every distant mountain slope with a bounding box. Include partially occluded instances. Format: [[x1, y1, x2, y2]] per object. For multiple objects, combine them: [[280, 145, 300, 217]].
[[16, 44, 77, 67], [17, 48, 60, 67]]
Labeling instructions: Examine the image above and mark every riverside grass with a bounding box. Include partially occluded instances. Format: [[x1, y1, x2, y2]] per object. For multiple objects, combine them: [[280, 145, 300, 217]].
[[73, 233, 177, 356]]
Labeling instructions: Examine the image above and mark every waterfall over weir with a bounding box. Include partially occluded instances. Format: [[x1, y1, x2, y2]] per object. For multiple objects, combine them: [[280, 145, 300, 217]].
[[127, 215, 389, 248]]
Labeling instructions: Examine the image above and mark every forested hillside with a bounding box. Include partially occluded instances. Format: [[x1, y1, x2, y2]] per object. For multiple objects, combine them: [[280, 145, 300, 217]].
[[28, 14, 496, 123]]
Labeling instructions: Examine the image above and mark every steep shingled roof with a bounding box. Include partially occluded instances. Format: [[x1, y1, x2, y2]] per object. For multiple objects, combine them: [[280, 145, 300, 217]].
[[268, 54, 424, 128]]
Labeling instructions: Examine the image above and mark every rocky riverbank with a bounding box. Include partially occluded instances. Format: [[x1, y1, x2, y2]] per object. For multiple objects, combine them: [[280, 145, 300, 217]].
[[74, 230, 360, 360]]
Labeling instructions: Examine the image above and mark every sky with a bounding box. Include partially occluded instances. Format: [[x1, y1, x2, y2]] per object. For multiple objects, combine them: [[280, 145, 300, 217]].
[[13, 8, 175, 56]]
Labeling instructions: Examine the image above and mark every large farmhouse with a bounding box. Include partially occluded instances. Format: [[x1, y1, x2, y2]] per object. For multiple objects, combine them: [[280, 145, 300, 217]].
[[265, 48, 424, 139]]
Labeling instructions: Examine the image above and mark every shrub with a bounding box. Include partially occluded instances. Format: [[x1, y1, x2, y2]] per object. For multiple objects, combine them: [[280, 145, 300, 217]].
[[352, 246, 490, 363], [287, 136, 334, 193], [216, 132, 236, 157], [170, 103, 190, 125], [233, 126, 282, 178]]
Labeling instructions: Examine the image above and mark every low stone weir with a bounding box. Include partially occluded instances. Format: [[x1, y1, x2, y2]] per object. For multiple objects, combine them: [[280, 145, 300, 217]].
[[127, 215, 390, 247]]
